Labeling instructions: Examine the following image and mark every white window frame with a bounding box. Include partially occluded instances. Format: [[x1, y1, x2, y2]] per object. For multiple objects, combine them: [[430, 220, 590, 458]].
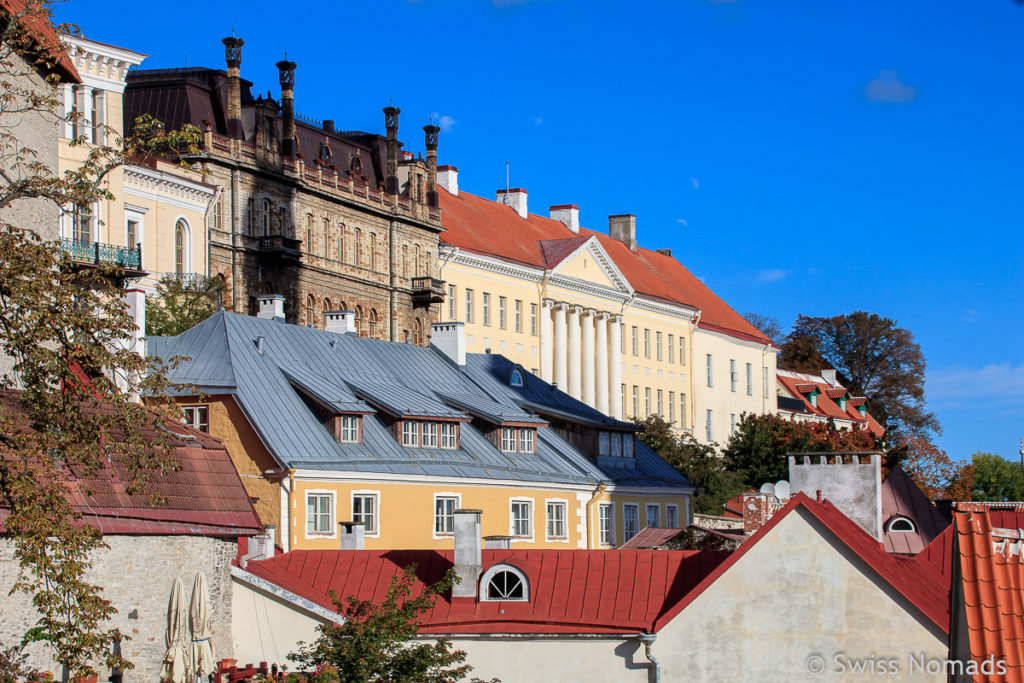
[[730, 359, 737, 392], [448, 285, 456, 320], [645, 503, 660, 529], [182, 404, 209, 432], [518, 428, 535, 453], [422, 421, 438, 448], [510, 498, 534, 541], [705, 409, 714, 442], [124, 206, 146, 251], [439, 422, 458, 449], [352, 491, 379, 537], [465, 289, 474, 323], [433, 493, 461, 539], [668, 391, 675, 425], [338, 415, 360, 443], [530, 303, 538, 335], [498, 296, 507, 329], [706, 354, 713, 387], [656, 331, 663, 361], [402, 420, 420, 447], [730, 413, 737, 436], [667, 334, 674, 364], [623, 503, 639, 542], [480, 564, 530, 602], [482, 292, 491, 326], [598, 502, 615, 546], [514, 300, 522, 332], [305, 490, 336, 538], [746, 362, 753, 396], [545, 498, 569, 542], [764, 366, 770, 399], [501, 427, 517, 452], [666, 504, 679, 529], [643, 328, 650, 359]]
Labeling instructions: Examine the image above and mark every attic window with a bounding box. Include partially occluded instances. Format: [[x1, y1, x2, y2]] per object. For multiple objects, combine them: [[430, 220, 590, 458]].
[[330, 415, 361, 443], [809, 392, 817, 408], [399, 420, 459, 450], [481, 565, 529, 602], [320, 143, 332, 164], [510, 368, 525, 387], [838, 397, 847, 411], [598, 432, 635, 459], [350, 156, 363, 174], [500, 427, 536, 453], [887, 516, 916, 533]]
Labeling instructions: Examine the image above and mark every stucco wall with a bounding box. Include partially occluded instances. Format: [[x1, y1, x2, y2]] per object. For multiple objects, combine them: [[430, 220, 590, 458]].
[[0, 535, 238, 681], [655, 508, 947, 681], [231, 574, 326, 666]]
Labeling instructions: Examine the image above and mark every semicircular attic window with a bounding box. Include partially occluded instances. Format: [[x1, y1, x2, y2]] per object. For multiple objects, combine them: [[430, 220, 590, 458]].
[[510, 368, 525, 387], [887, 516, 916, 533], [481, 565, 529, 602]]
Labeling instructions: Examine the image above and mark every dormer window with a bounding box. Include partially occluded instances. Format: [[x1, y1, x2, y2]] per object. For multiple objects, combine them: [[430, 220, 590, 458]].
[[481, 565, 529, 602], [499, 427, 536, 453], [510, 368, 525, 387], [598, 432, 635, 459], [838, 397, 847, 411], [331, 415, 361, 443], [402, 421, 419, 446], [809, 392, 818, 408], [887, 516, 916, 533], [440, 422, 458, 449], [399, 420, 458, 450]]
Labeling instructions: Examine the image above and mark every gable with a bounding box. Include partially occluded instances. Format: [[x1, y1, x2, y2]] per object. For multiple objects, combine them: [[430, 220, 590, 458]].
[[548, 238, 633, 295]]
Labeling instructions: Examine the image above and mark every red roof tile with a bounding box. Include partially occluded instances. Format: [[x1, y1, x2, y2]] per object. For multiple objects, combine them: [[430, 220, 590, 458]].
[[825, 387, 848, 400], [0, 0, 78, 82], [438, 188, 774, 346], [242, 547, 730, 635], [777, 372, 885, 437]]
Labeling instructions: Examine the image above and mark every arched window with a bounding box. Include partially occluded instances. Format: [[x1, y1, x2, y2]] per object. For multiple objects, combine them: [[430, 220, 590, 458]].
[[305, 214, 314, 255], [174, 218, 190, 275], [323, 298, 331, 321], [369, 233, 377, 271], [350, 156, 362, 174], [887, 516, 916, 533], [510, 368, 525, 387], [368, 309, 378, 339], [262, 199, 271, 236], [354, 305, 364, 336], [414, 245, 421, 277], [323, 218, 330, 259], [354, 228, 362, 266], [339, 300, 347, 313], [480, 565, 529, 602], [413, 318, 423, 346], [402, 245, 408, 278], [305, 294, 316, 328], [262, 282, 275, 295]]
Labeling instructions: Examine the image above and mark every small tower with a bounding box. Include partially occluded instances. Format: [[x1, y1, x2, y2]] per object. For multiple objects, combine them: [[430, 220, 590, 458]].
[[383, 105, 400, 194], [221, 35, 244, 139], [423, 122, 440, 208], [277, 56, 297, 157]]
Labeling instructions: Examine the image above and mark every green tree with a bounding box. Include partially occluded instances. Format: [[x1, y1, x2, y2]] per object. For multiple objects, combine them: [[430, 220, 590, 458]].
[[721, 413, 878, 487], [970, 451, 1024, 502], [0, 2, 199, 676], [145, 273, 224, 337], [779, 312, 939, 438], [289, 566, 491, 683], [634, 415, 745, 515]]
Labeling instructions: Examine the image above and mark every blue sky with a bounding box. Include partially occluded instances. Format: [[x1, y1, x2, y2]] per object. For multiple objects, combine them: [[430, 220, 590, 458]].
[[59, 0, 1024, 464]]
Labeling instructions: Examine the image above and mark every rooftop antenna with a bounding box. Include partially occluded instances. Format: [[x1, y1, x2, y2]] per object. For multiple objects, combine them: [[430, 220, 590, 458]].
[[504, 161, 510, 205]]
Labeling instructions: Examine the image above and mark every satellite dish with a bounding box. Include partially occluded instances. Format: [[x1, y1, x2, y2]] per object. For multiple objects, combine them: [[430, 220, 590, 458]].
[[774, 480, 791, 501], [759, 482, 775, 496]]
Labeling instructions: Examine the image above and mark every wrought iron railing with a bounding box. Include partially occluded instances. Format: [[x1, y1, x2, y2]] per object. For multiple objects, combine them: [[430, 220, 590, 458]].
[[60, 239, 142, 270]]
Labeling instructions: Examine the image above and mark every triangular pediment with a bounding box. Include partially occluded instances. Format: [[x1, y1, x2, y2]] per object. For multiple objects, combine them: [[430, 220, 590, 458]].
[[545, 236, 633, 295]]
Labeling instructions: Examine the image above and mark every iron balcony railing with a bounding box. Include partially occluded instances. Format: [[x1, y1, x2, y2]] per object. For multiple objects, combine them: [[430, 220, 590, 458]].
[[60, 239, 142, 270]]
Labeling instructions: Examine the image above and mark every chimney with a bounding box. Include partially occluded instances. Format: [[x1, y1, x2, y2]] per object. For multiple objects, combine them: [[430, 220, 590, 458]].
[[339, 521, 365, 550], [324, 310, 357, 335], [496, 188, 528, 219], [788, 452, 883, 541], [430, 321, 466, 366], [123, 288, 146, 356], [257, 294, 285, 320], [323, 119, 334, 133], [263, 525, 276, 558], [549, 204, 579, 234], [438, 165, 458, 196], [483, 535, 511, 549], [277, 57, 297, 156], [222, 35, 244, 139], [742, 491, 778, 534], [820, 369, 838, 387], [452, 509, 482, 599], [608, 214, 637, 250], [383, 106, 400, 194], [423, 123, 440, 208], [656, 248, 672, 257]]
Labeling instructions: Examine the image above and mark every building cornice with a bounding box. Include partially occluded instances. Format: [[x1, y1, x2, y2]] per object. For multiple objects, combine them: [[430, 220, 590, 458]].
[[123, 164, 215, 211], [63, 35, 145, 93], [448, 249, 545, 284]]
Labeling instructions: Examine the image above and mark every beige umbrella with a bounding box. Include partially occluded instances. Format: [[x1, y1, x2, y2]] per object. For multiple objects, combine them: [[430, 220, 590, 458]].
[[160, 578, 188, 683], [189, 573, 216, 679]]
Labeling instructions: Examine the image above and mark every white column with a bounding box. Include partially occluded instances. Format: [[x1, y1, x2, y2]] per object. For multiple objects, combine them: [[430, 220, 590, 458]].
[[567, 305, 582, 400], [60, 84, 75, 139], [540, 299, 553, 382], [77, 87, 92, 142], [595, 312, 609, 415], [609, 315, 623, 419], [581, 308, 596, 407], [552, 303, 568, 390]]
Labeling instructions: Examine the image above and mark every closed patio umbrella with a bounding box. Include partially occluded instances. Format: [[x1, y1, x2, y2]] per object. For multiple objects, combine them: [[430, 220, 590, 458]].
[[160, 578, 188, 683], [188, 573, 216, 679]]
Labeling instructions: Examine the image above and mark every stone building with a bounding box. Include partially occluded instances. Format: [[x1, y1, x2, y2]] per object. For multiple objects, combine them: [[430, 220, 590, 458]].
[[124, 36, 445, 342]]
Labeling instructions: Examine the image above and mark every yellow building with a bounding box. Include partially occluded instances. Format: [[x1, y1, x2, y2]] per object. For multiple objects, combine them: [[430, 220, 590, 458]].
[[58, 36, 215, 291], [150, 306, 694, 551], [436, 168, 777, 443]]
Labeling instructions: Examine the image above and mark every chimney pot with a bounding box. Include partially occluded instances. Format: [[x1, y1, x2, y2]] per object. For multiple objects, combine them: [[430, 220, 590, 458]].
[[430, 321, 466, 366], [549, 204, 579, 234], [820, 369, 838, 387], [257, 294, 285, 321], [656, 248, 672, 257], [339, 521, 365, 550], [323, 119, 334, 133], [496, 188, 528, 219], [383, 106, 401, 194], [438, 165, 459, 196], [452, 509, 482, 599], [608, 214, 637, 251], [324, 310, 358, 335]]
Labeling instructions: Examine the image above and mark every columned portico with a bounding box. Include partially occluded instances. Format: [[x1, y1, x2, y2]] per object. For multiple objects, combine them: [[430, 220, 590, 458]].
[[594, 312, 609, 415], [540, 298, 554, 382], [552, 302, 568, 391], [608, 314, 623, 419], [580, 308, 596, 406], [567, 305, 582, 399]]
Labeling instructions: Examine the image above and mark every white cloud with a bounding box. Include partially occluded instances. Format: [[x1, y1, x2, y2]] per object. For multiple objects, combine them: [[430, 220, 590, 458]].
[[864, 69, 917, 103], [755, 268, 787, 284], [927, 363, 1024, 406], [430, 112, 458, 133], [690, 177, 700, 190], [676, 218, 688, 226]]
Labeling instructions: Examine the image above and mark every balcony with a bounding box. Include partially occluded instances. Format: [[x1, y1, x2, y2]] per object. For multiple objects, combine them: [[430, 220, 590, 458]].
[[59, 239, 145, 281], [411, 276, 446, 306], [257, 235, 302, 266]]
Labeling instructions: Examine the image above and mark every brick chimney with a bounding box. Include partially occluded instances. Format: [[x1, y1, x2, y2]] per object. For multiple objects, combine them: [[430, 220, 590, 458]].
[[549, 204, 579, 234], [429, 321, 466, 366], [609, 214, 637, 250], [452, 509, 482, 599], [496, 188, 528, 219], [383, 105, 400, 194], [222, 35, 244, 139], [438, 165, 458, 196], [423, 122, 440, 208], [277, 56, 297, 156], [742, 491, 776, 533]]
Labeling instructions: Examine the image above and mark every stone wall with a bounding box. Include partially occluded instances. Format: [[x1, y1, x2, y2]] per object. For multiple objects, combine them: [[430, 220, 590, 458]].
[[0, 534, 239, 681]]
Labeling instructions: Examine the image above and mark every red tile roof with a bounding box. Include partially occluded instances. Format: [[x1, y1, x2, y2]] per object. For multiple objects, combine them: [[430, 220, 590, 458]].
[[0, 0, 79, 82], [652, 492, 951, 633], [954, 504, 1024, 680], [619, 526, 685, 549], [438, 188, 774, 346], [777, 372, 885, 437], [0, 391, 262, 537], [242, 547, 730, 635], [825, 387, 848, 400], [881, 465, 950, 555]]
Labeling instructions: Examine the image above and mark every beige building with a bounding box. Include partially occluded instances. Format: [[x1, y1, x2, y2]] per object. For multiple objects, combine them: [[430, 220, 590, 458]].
[[436, 168, 777, 443], [57, 35, 216, 291]]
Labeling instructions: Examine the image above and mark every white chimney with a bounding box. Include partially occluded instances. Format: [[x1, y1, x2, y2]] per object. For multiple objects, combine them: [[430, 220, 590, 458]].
[[496, 188, 528, 219], [608, 214, 637, 251], [483, 535, 511, 549], [438, 165, 459, 196], [430, 321, 466, 366], [258, 294, 285, 320], [820, 369, 838, 387], [452, 509, 482, 599], [549, 204, 579, 234], [325, 310, 358, 335], [123, 288, 146, 355], [339, 521, 365, 550]]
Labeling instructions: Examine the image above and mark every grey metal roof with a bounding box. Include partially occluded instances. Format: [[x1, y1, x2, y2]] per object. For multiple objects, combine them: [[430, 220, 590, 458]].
[[149, 312, 692, 489]]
